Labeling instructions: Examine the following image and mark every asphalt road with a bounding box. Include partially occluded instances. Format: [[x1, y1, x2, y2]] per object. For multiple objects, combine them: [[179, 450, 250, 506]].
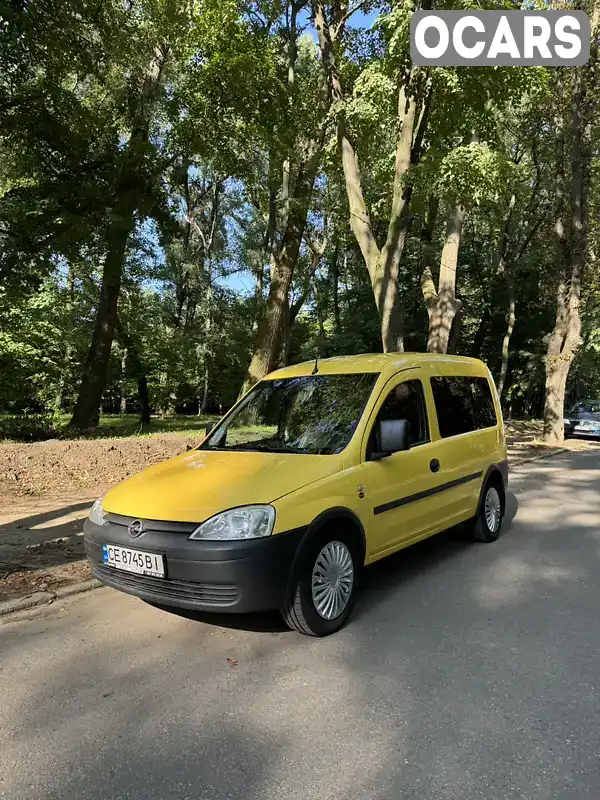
[[2, 448, 600, 800]]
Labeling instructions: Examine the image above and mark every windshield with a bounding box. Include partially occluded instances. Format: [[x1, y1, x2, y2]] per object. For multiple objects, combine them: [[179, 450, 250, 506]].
[[572, 400, 600, 414], [202, 373, 378, 455]]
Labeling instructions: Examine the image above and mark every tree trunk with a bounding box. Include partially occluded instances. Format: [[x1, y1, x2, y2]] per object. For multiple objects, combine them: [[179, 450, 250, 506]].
[[330, 241, 340, 333], [447, 307, 462, 354], [542, 58, 592, 444], [470, 307, 490, 358], [252, 266, 264, 333], [376, 74, 431, 352], [422, 202, 466, 354], [69, 44, 167, 430], [242, 148, 322, 391], [138, 375, 150, 425], [497, 289, 516, 399], [242, 4, 324, 390], [243, 253, 294, 390], [312, 0, 432, 353], [543, 357, 571, 443], [281, 300, 293, 367], [70, 199, 136, 428], [279, 240, 324, 366]]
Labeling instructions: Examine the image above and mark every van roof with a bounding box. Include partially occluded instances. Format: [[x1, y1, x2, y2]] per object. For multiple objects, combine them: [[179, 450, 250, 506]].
[[267, 352, 486, 380]]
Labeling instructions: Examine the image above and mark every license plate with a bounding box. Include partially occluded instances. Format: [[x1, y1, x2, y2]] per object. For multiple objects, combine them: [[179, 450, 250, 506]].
[[102, 544, 165, 578]]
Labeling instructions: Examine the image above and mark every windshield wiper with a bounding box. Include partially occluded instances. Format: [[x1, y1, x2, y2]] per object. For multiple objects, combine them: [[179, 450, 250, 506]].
[[227, 441, 305, 454]]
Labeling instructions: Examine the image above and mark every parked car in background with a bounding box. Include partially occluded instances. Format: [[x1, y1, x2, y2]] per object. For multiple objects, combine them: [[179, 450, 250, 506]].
[[564, 399, 600, 439], [85, 353, 508, 636]]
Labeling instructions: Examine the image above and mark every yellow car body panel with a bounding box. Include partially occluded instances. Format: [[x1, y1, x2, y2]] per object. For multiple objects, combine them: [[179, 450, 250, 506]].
[[102, 448, 344, 526], [102, 353, 506, 546]]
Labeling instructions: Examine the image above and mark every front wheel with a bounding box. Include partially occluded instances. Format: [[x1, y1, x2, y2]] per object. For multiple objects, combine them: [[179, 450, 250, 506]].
[[282, 535, 359, 636], [472, 481, 505, 543]]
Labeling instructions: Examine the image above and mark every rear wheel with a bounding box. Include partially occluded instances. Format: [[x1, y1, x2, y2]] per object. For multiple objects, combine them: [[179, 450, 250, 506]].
[[282, 532, 360, 636], [472, 480, 504, 543]]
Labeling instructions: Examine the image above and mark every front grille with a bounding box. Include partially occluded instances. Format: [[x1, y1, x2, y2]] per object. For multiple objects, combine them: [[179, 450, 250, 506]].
[[92, 563, 239, 606], [104, 513, 197, 536]]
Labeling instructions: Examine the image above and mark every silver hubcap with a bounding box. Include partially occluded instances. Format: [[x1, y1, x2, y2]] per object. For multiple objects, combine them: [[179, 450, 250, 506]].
[[484, 486, 502, 532], [311, 541, 354, 620]]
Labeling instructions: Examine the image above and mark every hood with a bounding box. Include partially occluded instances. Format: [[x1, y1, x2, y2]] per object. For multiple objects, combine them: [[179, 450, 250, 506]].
[[102, 448, 343, 523]]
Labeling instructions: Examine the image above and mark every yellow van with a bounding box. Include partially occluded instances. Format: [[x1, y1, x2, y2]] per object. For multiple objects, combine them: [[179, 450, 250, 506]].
[[84, 354, 508, 636]]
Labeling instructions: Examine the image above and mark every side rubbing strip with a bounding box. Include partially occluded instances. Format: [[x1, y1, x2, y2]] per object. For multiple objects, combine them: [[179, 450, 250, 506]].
[[374, 471, 483, 516]]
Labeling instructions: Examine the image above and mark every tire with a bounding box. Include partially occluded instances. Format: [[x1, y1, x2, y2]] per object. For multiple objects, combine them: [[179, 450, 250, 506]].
[[282, 532, 360, 636], [472, 480, 505, 543]]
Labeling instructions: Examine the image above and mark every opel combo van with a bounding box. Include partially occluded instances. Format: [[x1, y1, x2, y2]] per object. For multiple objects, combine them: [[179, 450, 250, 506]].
[[85, 354, 508, 636]]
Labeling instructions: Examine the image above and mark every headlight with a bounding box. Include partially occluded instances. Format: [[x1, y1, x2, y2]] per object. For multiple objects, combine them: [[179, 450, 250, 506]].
[[88, 498, 106, 526], [189, 505, 275, 541], [563, 418, 572, 425]]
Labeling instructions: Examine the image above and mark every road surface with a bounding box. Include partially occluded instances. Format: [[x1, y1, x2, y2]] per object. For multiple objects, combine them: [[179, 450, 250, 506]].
[[2, 449, 600, 800]]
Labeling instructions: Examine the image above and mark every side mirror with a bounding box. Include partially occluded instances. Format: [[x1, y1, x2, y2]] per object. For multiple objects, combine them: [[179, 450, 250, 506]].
[[205, 421, 216, 436], [379, 419, 410, 456]]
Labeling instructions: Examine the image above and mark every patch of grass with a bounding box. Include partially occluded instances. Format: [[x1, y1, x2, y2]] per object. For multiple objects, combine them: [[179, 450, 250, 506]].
[[77, 413, 221, 439], [0, 413, 222, 442], [0, 414, 59, 443]]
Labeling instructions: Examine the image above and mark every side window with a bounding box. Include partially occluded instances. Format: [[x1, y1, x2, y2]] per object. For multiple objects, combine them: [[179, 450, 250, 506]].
[[431, 376, 497, 439], [470, 377, 497, 429], [431, 377, 475, 438], [367, 379, 429, 457]]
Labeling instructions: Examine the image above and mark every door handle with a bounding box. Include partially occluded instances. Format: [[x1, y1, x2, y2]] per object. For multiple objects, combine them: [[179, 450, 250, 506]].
[[430, 459, 440, 473]]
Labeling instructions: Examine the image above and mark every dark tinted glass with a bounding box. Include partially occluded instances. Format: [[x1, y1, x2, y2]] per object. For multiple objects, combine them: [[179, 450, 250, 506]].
[[572, 400, 600, 414], [367, 380, 429, 456], [431, 377, 475, 437], [471, 377, 497, 428], [202, 373, 377, 455], [431, 376, 497, 438]]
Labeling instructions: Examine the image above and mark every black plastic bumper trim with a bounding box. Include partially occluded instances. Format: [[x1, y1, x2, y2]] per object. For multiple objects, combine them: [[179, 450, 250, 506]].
[[85, 520, 307, 614]]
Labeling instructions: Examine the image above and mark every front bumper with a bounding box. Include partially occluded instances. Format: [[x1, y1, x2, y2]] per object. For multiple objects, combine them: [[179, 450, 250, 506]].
[[84, 517, 305, 614]]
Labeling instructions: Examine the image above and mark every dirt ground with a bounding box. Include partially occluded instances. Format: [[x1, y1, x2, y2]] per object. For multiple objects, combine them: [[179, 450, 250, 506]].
[[1, 425, 598, 605], [0, 433, 201, 509], [0, 433, 201, 605]]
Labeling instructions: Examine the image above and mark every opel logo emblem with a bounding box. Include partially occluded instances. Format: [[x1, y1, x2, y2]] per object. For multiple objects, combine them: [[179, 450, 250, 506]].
[[128, 519, 145, 538]]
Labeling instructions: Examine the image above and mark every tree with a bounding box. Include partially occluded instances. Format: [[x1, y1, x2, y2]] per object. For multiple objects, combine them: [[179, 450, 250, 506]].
[[1, 0, 600, 440], [542, 6, 599, 445], [243, 7, 329, 390], [312, 0, 431, 352], [70, 40, 170, 428]]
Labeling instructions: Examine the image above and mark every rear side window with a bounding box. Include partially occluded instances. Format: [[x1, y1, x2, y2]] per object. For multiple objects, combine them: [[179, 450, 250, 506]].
[[470, 377, 497, 428], [431, 376, 497, 438]]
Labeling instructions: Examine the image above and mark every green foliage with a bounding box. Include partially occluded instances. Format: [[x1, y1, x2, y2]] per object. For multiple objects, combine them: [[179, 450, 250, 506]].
[[433, 142, 517, 208], [0, 0, 598, 439]]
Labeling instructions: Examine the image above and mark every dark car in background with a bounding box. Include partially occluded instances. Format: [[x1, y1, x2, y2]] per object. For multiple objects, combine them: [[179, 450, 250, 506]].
[[564, 399, 600, 439]]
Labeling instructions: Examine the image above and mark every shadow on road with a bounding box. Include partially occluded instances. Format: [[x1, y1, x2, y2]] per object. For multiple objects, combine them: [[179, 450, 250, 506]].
[[2, 451, 600, 800], [145, 491, 521, 634], [0, 502, 92, 572]]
